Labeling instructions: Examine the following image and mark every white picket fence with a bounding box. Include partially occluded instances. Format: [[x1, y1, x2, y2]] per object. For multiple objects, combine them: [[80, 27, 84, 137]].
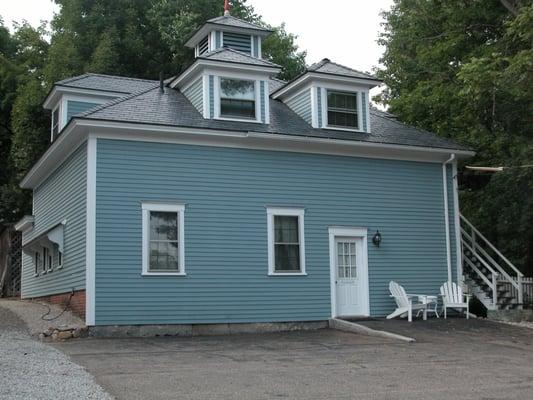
[[498, 277, 533, 305]]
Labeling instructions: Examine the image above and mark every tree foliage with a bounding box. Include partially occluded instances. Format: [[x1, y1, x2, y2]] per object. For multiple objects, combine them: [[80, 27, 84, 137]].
[[0, 0, 307, 228], [377, 0, 533, 274]]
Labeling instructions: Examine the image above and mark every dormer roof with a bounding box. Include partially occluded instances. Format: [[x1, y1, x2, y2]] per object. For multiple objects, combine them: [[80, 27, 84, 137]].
[[308, 58, 377, 80], [198, 47, 280, 68], [271, 58, 382, 100], [169, 48, 281, 89], [185, 15, 272, 49]]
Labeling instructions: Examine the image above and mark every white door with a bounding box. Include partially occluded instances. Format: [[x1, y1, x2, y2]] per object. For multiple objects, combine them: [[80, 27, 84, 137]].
[[334, 237, 367, 316]]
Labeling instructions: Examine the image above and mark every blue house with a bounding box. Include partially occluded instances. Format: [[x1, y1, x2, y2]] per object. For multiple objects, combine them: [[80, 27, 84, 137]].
[[16, 11, 474, 331]]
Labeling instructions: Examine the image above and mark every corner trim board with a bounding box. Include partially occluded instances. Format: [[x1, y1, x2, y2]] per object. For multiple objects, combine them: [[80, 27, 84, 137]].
[[85, 135, 96, 326]]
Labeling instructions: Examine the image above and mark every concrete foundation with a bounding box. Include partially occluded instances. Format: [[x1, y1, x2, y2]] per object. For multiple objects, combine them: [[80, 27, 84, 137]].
[[89, 321, 328, 338], [487, 309, 533, 322]]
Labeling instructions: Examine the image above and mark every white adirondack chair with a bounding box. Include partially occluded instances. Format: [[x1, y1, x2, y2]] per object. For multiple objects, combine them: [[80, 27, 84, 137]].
[[440, 281, 470, 319], [387, 281, 428, 322]]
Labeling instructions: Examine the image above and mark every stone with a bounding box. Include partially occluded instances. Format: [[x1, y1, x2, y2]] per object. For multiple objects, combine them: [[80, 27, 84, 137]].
[[56, 331, 73, 340], [38, 333, 46, 341]]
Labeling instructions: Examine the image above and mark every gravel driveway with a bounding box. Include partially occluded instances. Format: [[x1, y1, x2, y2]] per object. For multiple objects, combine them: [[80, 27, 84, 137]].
[[0, 301, 112, 400]]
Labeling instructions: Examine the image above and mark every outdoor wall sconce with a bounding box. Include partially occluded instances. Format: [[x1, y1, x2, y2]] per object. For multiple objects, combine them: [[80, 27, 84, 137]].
[[372, 230, 382, 247]]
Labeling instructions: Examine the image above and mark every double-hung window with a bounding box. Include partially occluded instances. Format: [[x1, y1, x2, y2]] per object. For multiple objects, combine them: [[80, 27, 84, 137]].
[[326, 90, 359, 129], [142, 203, 185, 276], [267, 208, 306, 275], [219, 78, 256, 120]]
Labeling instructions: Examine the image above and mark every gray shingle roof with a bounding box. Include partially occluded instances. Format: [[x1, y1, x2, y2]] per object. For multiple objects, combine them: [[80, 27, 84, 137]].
[[55, 73, 159, 94], [78, 85, 469, 151], [308, 58, 378, 81], [199, 48, 281, 68], [207, 15, 271, 32], [269, 78, 287, 94]]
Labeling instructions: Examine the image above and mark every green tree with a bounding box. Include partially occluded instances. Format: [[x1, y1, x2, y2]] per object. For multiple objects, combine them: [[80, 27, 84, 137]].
[[377, 0, 533, 274]]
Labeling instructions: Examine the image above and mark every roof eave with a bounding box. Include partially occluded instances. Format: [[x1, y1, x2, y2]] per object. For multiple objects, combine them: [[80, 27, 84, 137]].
[[272, 72, 382, 100], [185, 22, 271, 48], [170, 59, 281, 89]]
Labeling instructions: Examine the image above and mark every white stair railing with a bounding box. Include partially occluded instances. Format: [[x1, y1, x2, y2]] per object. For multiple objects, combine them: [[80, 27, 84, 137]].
[[460, 214, 524, 308]]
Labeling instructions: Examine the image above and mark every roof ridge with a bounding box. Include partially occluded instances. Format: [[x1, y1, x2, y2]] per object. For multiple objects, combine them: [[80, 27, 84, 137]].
[[55, 73, 93, 85], [77, 83, 160, 118], [325, 60, 375, 79], [83, 73, 158, 83]]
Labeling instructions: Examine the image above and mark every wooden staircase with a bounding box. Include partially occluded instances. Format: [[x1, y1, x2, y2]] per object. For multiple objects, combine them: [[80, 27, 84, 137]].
[[461, 214, 524, 310]]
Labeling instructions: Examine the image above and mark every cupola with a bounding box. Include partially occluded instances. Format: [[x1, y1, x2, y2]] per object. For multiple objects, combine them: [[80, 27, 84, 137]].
[[184, 1, 272, 58], [171, 3, 280, 124]]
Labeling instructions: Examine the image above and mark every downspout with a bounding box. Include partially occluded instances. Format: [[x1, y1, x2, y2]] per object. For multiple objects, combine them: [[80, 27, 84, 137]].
[[442, 154, 455, 283]]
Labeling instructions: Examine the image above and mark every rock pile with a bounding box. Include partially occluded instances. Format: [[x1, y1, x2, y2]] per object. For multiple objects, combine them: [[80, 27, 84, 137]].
[[39, 325, 88, 341]]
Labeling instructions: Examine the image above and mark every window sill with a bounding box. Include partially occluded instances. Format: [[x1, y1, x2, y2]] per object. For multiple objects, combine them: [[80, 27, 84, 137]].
[[33, 273, 39, 277], [47, 268, 53, 273], [215, 116, 262, 124], [57, 266, 63, 270], [268, 272, 308, 277], [324, 125, 364, 133], [141, 272, 187, 277]]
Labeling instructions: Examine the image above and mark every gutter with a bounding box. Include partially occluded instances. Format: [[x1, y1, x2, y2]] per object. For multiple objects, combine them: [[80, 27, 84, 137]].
[[442, 154, 455, 283]]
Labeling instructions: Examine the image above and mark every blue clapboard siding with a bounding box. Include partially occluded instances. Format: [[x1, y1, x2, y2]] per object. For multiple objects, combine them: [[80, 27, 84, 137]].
[[21, 142, 87, 298], [260, 81, 266, 123], [317, 87, 323, 127], [182, 78, 203, 114], [286, 89, 312, 125], [361, 92, 368, 132], [95, 139, 452, 325], [223, 32, 252, 54], [66, 100, 100, 121], [209, 75, 214, 118]]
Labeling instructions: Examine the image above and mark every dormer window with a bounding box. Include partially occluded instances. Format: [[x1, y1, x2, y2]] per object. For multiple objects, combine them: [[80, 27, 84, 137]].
[[327, 91, 358, 130], [51, 106, 60, 139], [220, 78, 256, 120]]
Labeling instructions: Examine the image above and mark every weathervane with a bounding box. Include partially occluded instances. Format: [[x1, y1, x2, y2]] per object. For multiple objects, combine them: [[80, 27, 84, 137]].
[[224, 0, 230, 16]]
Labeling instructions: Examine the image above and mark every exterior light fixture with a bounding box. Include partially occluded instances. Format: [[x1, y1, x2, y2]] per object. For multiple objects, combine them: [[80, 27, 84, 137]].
[[372, 230, 382, 247]]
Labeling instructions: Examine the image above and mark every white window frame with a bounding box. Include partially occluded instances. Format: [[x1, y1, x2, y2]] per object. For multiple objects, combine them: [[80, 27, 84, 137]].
[[267, 207, 307, 276], [214, 75, 262, 123], [325, 89, 361, 132], [142, 202, 186, 276], [50, 103, 61, 141]]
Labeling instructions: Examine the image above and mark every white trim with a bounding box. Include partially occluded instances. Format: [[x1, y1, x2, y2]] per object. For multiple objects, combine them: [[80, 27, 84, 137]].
[[452, 160, 462, 283], [44, 86, 123, 109], [328, 226, 369, 318], [141, 202, 186, 276], [215, 75, 262, 123], [250, 35, 255, 57], [310, 86, 318, 128], [324, 89, 364, 132], [266, 207, 306, 276], [257, 37, 262, 59], [442, 154, 455, 283], [20, 119, 475, 189], [15, 215, 34, 232], [170, 60, 280, 89], [85, 135, 97, 326], [185, 23, 271, 49], [272, 72, 381, 100], [202, 74, 210, 118]]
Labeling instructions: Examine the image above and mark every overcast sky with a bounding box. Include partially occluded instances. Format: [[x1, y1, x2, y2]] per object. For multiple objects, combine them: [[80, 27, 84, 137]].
[[1, 0, 393, 73]]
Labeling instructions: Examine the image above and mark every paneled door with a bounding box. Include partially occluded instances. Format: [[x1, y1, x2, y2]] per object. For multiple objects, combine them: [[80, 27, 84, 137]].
[[334, 237, 367, 316]]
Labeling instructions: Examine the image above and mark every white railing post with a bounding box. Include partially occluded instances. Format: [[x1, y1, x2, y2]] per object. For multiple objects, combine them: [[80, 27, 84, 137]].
[[492, 273, 498, 307], [518, 275, 523, 309]]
